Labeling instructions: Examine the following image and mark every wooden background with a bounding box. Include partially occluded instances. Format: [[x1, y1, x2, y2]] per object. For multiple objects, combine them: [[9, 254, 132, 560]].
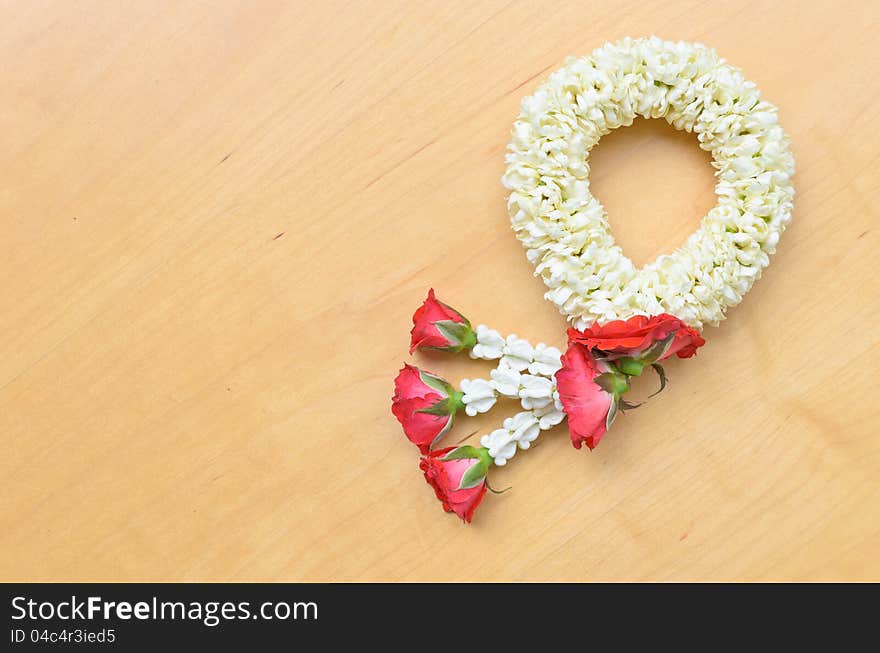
[[1, 0, 878, 582]]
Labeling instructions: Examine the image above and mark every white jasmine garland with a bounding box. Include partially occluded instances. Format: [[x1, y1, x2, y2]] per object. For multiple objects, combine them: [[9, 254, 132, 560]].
[[459, 378, 497, 417], [470, 325, 563, 376], [480, 404, 567, 466], [461, 363, 561, 415], [460, 332, 566, 464], [469, 324, 506, 359], [518, 374, 556, 410], [502, 36, 795, 330], [529, 342, 565, 376], [481, 412, 541, 466]]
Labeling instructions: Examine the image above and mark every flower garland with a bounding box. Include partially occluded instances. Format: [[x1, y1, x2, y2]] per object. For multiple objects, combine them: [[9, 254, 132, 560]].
[[391, 37, 794, 522]]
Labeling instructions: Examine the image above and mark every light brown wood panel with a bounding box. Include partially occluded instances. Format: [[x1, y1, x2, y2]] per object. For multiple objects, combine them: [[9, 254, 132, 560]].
[[1, 0, 878, 581]]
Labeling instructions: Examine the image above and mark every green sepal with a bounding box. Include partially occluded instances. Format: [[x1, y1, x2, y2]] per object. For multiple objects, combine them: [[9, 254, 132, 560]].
[[619, 397, 643, 410], [432, 319, 477, 352], [639, 333, 675, 364], [458, 462, 489, 490], [419, 370, 456, 395], [443, 446, 492, 490], [605, 397, 619, 430], [415, 391, 462, 417], [485, 477, 512, 495], [442, 445, 481, 461], [595, 371, 630, 396], [429, 413, 455, 449], [648, 363, 668, 397], [616, 357, 644, 377]]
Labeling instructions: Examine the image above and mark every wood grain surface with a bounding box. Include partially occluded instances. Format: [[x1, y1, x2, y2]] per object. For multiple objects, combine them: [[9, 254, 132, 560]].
[[1, 0, 878, 582]]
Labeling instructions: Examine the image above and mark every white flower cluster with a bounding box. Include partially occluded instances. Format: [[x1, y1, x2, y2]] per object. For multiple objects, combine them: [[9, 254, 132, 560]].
[[460, 327, 565, 465], [502, 36, 795, 330], [469, 325, 563, 376]]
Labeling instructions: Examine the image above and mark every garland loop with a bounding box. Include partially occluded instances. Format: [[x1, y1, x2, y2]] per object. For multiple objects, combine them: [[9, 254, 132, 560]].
[[503, 36, 795, 329]]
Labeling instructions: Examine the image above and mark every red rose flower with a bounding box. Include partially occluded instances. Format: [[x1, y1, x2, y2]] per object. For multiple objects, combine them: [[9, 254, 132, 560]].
[[419, 446, 490, 522], [557, 314, 707, 449], [410, 289, 476, 354], [567, 313, 704, 363], [660, 321, 705, 360], [392, 364, 462, 452], [555, 342, 621, 450]]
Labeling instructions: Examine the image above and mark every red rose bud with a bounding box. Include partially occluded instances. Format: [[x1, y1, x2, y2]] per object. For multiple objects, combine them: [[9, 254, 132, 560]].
[[409, 289, 476, 354], [555, 342, 618, 450], [392, 364, 463, 453], [419, 445, 490, 523], [567, 313, 704, 362]]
